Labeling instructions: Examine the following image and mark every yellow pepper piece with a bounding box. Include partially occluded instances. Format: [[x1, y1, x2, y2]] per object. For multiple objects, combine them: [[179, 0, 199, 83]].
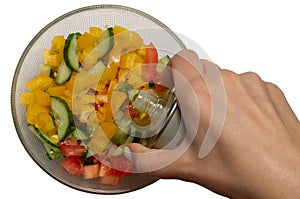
[[35, 112, 56, 134], [26, 75, 55, 91], [43, 50, 61, 68], [26, 103, 50, 125], [77, 32, 97, 52], [20, 92, 35, 105], [43, 36, 65, 68], [89, 27, 104, 39], [33, 89, 51, 107], [100, 62, 119, 81], [50, 36, 65, 54], [47, 85, 66, 98], [96, 106, 107, 123], [80, 46, 100, 69], [118, 68, 129, 80], [113, 25, 128, 35], [120, 52, 143, 70], [65, 72, 76, 92], [100, 121, 118, 140]]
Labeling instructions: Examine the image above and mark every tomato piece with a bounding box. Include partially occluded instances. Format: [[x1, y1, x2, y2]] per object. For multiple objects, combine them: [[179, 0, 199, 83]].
[[61, 156, 83, 175], [99, 163, 113, 177], [125, 105, 139, 119], [83, 164, 100, 179], [155, 83, 167, 92], [110, 155, 136, 176], [100, 175, 122, 186], [143, 43, 158, 64], [60, 140, 86, 157], [142, 43, 161, 83]]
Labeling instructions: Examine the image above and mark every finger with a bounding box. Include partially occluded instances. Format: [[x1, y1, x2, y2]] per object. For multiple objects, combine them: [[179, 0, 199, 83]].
[[265, 82, 299, 131], [124, 143, 191, 178], [171, 50, 209, 124], [171, 49, 205, 80], [123, 143, 171, 176]]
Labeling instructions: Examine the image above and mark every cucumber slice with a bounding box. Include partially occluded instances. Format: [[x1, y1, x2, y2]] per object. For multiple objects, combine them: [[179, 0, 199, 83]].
[[95, 27, 114, 59], [158, 55, 171, 66], [43, 142, 61, 160], [55, 59, 72, 85], [64, 33, 81, 72], [157, 55, 171, 72], [50, 97, 71, 141], [111, 129, 129, 145], [28, 125, 59, 148]]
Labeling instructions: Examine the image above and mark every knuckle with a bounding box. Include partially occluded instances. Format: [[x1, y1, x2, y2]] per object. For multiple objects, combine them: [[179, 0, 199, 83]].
[[240, 71, 262, 82]]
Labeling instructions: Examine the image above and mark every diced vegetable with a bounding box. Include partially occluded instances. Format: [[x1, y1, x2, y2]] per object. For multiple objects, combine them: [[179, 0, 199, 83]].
[[50, 97, 71, 141], [55, 59, 72, 85], [99, 174, 121, 186], [95, 27, 114, 59], [59, 140, 86, 157], [25, 74, 55, 91], [61, 156, 84, 176], [64, 33, 81, 72], [28, 125, 59, 148], [83, 164, 100, 179]]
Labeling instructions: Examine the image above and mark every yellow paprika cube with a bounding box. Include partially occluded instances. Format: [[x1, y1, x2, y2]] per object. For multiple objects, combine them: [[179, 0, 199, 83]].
[[47, 85, 67, 98], [113, 25, 127, 35], [35, 112, 56, 134], [44, 36, 65, 68], [89, 27, 104, 39], [33, 89, 51, 107], [96, 107, 107, 123], [26, 103, 50, 125], [120, 52, 143, 69], [50, 36, 65, 54], [77, 32, 97, 52], [26, 75, 55, 91], [20, 92, 35, 105], [44, 50, 61, 67], [100, 62, 119, 81], [100, 121, 118, 140]]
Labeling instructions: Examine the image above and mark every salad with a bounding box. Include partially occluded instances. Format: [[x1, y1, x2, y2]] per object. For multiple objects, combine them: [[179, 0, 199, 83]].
[[21, 25, 173, 185]]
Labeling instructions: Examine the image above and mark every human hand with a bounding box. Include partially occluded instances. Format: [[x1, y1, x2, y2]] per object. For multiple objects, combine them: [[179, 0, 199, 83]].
[[124, 50, 300, 199]]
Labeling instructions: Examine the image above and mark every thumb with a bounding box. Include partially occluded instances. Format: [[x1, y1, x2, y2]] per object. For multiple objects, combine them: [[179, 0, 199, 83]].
[[123, 143, 162, 175], [123, 143, 189, 178]]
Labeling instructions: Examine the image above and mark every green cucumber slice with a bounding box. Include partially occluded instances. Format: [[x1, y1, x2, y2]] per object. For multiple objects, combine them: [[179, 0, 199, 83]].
[[50, 97, 71, 141], [55, 59, 72, 85], [28, 125, 59, 148], [43, 143, 61, 160], [95, 27, 114, 59], [64, 33, 81, 72]]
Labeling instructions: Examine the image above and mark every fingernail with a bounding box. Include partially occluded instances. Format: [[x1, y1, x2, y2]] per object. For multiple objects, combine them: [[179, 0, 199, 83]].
[[123, 146, 133, 162]]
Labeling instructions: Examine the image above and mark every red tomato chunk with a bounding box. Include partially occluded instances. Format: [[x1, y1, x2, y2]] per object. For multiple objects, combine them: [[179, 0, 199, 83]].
[[60, 140, 86, 157], [61, 156, 83, 175]]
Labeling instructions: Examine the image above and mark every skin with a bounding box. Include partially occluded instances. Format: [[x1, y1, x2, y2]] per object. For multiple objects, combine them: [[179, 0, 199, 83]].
[[125, 50, 300, 199]]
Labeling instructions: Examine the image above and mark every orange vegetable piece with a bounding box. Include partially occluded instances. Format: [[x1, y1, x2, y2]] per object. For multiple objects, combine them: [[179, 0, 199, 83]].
[[89, 27, 104, 39], [26, 103, 50, 125], [47, 85, 67, 98], [26, 75, 55, 91], [20, 92, 35, 105], [77, 32, 97, 52], [35, 112, 56, 134], [100, 62, 119, 81], [33, 89, 51, 107], [44, 36, 65, 67], [100, 121, 118, 140]]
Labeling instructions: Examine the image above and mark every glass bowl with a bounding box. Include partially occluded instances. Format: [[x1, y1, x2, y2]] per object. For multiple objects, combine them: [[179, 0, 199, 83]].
[[11, 5, 186, 194]]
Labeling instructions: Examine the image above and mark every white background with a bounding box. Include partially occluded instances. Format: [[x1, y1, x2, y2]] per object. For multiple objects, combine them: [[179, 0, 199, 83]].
[[2, 0, 299, 198]]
